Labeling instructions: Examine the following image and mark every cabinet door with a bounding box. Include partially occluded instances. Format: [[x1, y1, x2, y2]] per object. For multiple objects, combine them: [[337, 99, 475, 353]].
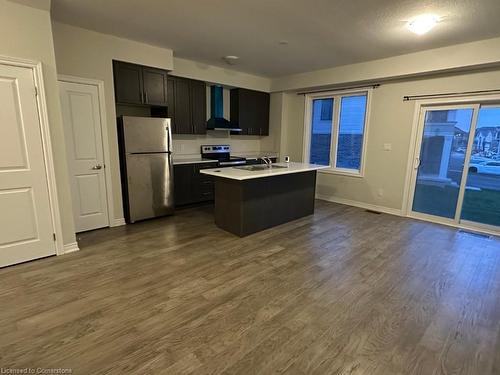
[[173, 164, 193, 206], [113, 61, 144, 105], [190, 80, 207, 135], [193, 163, 217, 202], [143, 67, 168, 106], [173, 78, 192, 134], [230, 88, 270, 136], [255, 91, 270, 135], [166, 77, 176, 131]]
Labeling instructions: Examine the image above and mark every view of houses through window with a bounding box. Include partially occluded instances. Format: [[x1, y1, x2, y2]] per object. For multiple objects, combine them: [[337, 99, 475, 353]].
[[308, 92, 368, 174], [462, 107, 500, 226], [412, 106, 500, 228]]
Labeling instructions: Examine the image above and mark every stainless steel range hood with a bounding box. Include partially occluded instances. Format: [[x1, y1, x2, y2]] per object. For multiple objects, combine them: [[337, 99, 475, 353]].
[[207, 85, 242, 132]]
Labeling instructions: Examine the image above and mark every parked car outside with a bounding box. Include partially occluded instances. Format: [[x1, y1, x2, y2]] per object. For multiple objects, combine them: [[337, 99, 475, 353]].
[[468, 160, 500, 175]]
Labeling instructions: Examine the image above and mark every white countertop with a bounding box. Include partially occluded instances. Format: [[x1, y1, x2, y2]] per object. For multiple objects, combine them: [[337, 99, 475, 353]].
[[199, 162, 328, 180]]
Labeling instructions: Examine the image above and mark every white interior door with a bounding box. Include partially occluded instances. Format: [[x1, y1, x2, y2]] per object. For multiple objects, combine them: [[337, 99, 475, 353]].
[[59, 81, 109, 232], [0, 64, 56, 267]]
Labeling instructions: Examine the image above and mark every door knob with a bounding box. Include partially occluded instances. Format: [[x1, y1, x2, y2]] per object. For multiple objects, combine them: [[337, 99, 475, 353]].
[[91, 164, 102, 170], [414, 157, 421, 169]]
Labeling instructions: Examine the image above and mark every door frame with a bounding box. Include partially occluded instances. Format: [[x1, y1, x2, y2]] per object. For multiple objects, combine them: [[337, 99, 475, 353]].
[[0, 55, 65, 255], [402, 94, 500, 236], [58, 74, 115, 229]]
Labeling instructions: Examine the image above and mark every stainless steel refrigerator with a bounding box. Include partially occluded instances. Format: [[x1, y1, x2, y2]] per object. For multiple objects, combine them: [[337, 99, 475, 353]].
[[118, 116, 174, 223]]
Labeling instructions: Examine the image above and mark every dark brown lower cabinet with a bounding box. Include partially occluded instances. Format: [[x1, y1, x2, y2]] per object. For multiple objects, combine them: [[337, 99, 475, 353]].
[[174, 162, 218, 206], [213, 171, 317, 237]]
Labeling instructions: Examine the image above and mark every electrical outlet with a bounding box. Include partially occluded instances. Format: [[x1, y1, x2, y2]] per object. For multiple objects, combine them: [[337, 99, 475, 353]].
[[383, 143, 392, 151], [377, 188, 384, 197]]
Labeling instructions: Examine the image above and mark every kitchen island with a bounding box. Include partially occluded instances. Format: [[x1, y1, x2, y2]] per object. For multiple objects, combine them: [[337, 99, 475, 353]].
[[200, 162, 328, 236]]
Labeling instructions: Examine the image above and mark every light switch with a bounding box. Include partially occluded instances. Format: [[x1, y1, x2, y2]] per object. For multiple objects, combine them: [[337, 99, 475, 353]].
[[383, 143, 392, 151]]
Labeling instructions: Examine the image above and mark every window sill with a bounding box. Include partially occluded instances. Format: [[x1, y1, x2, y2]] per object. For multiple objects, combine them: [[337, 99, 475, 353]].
[[318, 168, 364, 178]]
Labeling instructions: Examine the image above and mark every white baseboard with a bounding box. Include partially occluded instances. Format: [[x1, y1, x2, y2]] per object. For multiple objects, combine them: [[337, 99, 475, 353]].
[[110, 218, 126, 227], [316, 194, 403, 217], [63, 242, 80, 254]]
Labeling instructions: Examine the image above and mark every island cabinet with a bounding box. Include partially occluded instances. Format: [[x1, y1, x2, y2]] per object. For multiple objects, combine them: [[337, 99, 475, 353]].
[[200, 163, 328, 236], [167, 76, 207, 135], [230, 88, 270, 136], [173, 162, 218, 206], [113, 61, 168, 106]]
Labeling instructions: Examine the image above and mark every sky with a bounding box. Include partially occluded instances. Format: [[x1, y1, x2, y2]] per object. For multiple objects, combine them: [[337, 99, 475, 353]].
[[453, 107, 500, 132]]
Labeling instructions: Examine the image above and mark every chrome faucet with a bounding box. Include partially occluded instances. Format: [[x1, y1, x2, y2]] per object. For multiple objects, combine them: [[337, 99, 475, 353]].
[[260, 156, 272, 168]]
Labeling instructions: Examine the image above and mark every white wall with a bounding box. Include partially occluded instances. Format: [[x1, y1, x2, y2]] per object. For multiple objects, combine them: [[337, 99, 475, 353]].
[[172, 57, 270, 92], [271, 37, 500, 92], [281, 93, 305, 162], [172, 133, 263, 156], [52, 22, 277, 221], [276, 68, 500, 212], [52, 21, 175, 222], [0, 0, 76, 246]]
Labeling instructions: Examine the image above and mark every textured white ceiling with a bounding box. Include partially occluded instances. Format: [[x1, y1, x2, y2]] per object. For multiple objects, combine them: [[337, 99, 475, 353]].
[[10, 0, 51, 11], [51, 0, 500, 77]]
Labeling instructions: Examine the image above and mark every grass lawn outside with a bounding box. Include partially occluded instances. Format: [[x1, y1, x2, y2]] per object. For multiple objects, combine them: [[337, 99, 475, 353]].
[[413, 184, 500, 227]]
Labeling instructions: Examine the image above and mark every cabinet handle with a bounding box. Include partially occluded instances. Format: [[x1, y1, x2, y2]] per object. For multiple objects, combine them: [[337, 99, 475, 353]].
[[145, 91, 148, 103]]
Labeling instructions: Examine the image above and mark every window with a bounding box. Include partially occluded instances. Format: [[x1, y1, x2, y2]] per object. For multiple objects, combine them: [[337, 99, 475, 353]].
[[305, 90, 370, 175], [320, 99, 333, 120], [310, 98, 334, 165], [336, 95, 367, 170]]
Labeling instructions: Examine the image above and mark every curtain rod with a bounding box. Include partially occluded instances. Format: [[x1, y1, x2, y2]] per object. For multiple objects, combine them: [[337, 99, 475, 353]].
[[297, 84, 380, 96], [403, 89, 500, 101]]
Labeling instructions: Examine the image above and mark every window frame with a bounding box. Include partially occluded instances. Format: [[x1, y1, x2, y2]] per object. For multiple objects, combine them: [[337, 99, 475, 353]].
[[303, 88, 372, 177]]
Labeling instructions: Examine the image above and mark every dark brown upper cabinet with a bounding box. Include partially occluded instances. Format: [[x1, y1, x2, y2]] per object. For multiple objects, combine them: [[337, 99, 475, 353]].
[[190, 79, 207, 135], [142, 67, 168, 106], [230, 88, 270, 136], [113, 61, 168, 106], [113, 62, 143, 105], [172, 77, 192, 134], [168, 75, 207, 135]]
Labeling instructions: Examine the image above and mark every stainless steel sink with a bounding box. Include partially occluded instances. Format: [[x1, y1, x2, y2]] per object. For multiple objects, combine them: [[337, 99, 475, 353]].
[[235, 164, 288, 171]]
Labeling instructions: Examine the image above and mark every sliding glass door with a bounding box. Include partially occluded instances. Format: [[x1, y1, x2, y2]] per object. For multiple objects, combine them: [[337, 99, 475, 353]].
[[461, 106, 500, 228], [409, 104, 500, 233]]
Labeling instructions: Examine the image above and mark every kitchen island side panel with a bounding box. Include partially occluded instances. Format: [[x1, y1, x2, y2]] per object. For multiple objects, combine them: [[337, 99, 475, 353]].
[[214, 171, 317, 236]]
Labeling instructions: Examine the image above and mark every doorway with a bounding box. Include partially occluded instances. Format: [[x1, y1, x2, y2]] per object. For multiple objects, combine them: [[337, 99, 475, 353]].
[[408, 101, 500, 234]]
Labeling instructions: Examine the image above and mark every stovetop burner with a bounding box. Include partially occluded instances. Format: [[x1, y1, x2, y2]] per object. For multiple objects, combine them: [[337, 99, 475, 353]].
[[201, 145, 246, 166]]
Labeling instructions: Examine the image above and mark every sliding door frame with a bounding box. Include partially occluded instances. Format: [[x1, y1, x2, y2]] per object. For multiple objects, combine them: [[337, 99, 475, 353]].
[[403, 94, 500, 236]]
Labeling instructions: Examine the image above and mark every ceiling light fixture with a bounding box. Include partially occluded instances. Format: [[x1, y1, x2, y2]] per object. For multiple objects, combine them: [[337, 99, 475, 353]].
[[222, 55, 239, 65], [406, 14, 440, 35]]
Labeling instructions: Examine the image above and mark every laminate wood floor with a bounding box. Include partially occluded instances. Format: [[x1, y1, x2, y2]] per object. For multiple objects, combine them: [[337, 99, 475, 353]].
[[1, 201, 499, 374]]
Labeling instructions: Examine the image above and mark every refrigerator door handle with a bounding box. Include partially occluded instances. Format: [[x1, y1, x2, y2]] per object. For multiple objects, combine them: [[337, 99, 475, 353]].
[[166, 125, 173, 153]]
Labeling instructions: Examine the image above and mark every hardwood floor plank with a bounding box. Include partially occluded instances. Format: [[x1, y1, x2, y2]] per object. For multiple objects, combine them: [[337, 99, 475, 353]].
[[0, 201, 498, 374]]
